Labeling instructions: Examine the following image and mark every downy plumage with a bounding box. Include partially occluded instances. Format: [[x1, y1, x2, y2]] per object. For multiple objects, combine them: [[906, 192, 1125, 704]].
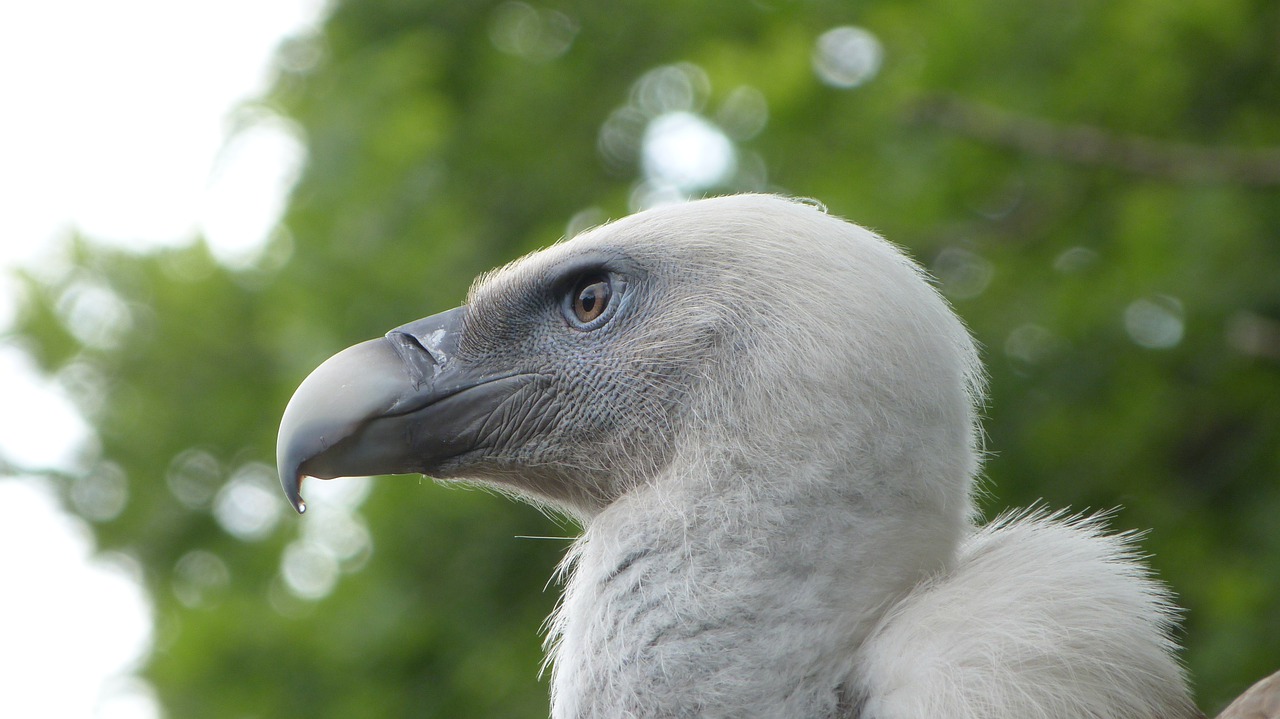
[[278, 194, 1201, 718]]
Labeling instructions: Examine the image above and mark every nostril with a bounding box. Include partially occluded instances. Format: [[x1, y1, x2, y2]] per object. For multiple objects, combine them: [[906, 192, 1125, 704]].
[[385, 331, 440, 387], [387, 329, 428, 354], [385, 306, 467, 387]]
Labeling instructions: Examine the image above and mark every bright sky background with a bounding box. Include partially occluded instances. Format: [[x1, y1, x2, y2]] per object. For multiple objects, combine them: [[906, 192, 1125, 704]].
[[0, 1, 325, 716]]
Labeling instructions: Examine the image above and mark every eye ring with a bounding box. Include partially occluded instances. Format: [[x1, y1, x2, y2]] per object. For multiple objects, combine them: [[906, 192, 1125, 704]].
[[564, 273, 615, 329]]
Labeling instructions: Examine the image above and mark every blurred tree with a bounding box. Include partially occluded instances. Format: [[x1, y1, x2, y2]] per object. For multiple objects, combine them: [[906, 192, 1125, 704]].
[[8, 0, 1279, 715]]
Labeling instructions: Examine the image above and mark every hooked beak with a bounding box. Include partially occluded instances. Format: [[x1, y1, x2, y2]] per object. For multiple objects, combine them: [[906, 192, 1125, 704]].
[[276, 306, 529, 514]]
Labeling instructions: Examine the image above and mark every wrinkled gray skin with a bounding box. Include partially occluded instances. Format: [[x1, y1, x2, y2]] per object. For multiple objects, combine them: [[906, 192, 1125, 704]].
[[278, 241, 702, 517]]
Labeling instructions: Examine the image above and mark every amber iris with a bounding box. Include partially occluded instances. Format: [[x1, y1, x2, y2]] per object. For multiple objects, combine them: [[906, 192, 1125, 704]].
[[572, 275, 612, 323]]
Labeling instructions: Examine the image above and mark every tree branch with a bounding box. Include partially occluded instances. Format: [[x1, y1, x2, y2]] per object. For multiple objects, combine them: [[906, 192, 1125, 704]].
[[910, 94, 1280, 186]]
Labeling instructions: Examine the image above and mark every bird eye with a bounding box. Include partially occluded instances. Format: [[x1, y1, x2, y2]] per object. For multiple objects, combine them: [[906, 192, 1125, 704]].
[[568, 273, 613, 327]]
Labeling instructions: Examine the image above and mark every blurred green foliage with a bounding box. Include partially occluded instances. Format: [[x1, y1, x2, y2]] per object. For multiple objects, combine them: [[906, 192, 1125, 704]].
[[8, 0, 1280, 715]]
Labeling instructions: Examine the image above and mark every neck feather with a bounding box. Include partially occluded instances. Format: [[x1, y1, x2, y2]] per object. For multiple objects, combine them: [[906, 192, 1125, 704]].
[[545, 460, 961, 719]]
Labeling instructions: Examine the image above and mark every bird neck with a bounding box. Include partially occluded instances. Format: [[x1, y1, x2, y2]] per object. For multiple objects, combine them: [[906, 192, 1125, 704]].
[[546, 460, 962, 719]]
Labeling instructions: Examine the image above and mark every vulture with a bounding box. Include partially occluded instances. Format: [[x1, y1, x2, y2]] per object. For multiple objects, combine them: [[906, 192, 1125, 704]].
[[277, 194, 1275, 718]]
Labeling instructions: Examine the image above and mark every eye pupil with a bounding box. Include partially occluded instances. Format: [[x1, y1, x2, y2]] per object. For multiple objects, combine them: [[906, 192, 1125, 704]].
[[571, 274, 612, 324]]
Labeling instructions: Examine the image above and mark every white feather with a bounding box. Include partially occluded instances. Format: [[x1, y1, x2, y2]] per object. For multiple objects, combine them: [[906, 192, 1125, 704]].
[[859, 509, 1193, 719], [465, 195, 1197, 718]]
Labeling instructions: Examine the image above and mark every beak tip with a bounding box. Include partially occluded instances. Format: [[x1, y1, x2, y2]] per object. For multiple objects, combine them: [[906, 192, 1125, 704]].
[[286, 484, 308, 515], [276, 336, 421, 517], [280, 463, 308, 515]]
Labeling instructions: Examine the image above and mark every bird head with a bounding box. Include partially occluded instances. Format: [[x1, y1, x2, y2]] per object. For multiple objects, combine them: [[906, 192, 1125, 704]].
[[277, 195, 984, 522]]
